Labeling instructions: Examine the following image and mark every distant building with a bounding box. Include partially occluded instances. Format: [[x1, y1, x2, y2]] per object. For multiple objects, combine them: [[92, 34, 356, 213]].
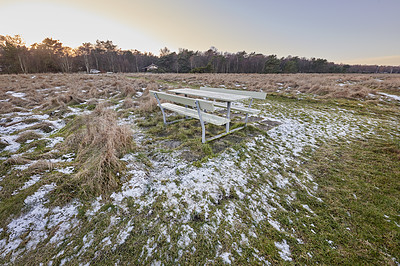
[[89, 69, 101, 74], [144, 63, 158, 72]]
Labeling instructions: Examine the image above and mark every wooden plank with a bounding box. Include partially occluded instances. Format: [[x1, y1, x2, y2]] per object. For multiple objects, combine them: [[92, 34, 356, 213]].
[[161, 103, 229, 126], [150, 91, 215, 111], [213, 102, 260, 114], [168, 88, 250, 102], [200, 87, 266, 100]]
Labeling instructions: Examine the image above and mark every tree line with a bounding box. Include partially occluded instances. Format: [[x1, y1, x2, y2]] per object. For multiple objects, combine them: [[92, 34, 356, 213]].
[[1, 35, 399, 74]]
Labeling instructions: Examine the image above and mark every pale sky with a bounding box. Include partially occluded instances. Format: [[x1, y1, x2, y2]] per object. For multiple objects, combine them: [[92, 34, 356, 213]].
[[0, 0, 399, 65]]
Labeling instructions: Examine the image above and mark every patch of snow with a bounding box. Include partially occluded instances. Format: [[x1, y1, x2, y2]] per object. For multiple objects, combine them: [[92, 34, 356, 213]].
[[56, 166, 74, 174], [2, 183, 56, 258], [302, 204, 315, 214], [378, 92, 400, 101], [220, 252, 232, 264], [1, 135, 20, 153], [14, 174, 41, 193], [6, 91, 26, 98], [101, 237, 112, 247], [87, 196, 103, 216], [116, 221, 134, 245], [48, 201, 80, 245], [268, 219, 282, 232], [45, 137, 64, 148], [274, 240, 292, 261]]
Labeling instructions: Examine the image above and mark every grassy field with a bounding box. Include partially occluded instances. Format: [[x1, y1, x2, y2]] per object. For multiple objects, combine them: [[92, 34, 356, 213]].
[[0, 73, 399, 265]]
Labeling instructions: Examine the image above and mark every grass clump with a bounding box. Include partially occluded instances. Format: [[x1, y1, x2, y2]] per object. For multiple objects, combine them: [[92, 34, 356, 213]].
[[0, 139, 7, 150], [15, 130, 42, 144], [58, 105, 136, 199]]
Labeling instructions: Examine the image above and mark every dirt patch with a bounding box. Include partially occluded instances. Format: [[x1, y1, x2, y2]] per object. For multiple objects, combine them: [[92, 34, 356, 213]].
[[254, 119, 282, 131], [160, 140, 182, 149]]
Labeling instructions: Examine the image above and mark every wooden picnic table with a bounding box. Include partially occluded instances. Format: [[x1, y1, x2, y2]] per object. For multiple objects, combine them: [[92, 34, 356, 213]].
[[168, 88, 251, 133]]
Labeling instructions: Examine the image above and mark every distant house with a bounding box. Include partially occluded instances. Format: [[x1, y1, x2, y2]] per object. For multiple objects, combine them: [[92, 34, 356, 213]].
[[144, 63, 158, 72]]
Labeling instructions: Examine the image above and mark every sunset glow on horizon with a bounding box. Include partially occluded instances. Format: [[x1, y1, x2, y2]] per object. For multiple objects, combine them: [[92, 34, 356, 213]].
[[1, 0, 399, 65]]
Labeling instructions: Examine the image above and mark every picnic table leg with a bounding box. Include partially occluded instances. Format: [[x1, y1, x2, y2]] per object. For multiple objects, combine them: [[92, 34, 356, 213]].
[[195, 101, 206, 143], [244, 98, 253, 126], [184, 94, 189, 119], [154, 93, 167, 125], [226, 101, 231, 133]]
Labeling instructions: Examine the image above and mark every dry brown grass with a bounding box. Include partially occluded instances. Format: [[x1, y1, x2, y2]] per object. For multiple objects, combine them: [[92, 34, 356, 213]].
[[0, 73, 155, 114], [26, 122, 54, 133], [121, 98, 136, 109], [2, 156, 31, 166], [27, 159, 54, 173], [130, 73, 400, 100], [0, 102, 14, 114], [61, 104, 136, 197], [0, 72, 398, 116], [136, 89, 158, 113], [15, 130, 42, 144]]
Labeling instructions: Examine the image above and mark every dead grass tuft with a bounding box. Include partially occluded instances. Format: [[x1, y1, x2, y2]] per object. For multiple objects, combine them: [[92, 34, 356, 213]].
[[62, 105, 136, 197], [27, 159, 53, 173], [137, 89, 158, 113], [2, 156, 31, 166], [122, 97, 136, 109], [0, 102, 14, 114], [120, 84, 139, 98], [27, 122, 54, 133], [0, 140, 8, 150], [15, 131, 42, 144]]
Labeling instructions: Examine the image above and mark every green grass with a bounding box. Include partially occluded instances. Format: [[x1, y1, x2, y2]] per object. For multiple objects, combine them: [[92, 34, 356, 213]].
[[287, 136, 400, 264]]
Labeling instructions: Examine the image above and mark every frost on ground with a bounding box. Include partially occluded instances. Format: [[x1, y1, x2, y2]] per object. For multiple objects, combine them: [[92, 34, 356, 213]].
[[0, 92, 399, 264], [275, 240, 292, 261]]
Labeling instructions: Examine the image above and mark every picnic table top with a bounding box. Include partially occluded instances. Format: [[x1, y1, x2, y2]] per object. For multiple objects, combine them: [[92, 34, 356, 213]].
[[168, 88, 251, 102]]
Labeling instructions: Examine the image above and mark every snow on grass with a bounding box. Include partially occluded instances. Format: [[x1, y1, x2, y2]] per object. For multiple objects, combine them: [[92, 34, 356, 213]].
[[12, 174, 41, 194], [45, 136, 64, 148], [99, 98, 393, 262], [116, 220, 134, 246], [48, 201, 80, 246], [1, 135, 20, 153], [177, 225, 196, 248], [55, 166, 74, 174], [6, 91, 26, 98], [86, 196, 103, 217], [1, 183, 56, 258], [220, 252, 233, 264], [378, 92, 400, 101], [274, 239, 292, 261], [60, 153, 75, 162], [0, 114, 51, 135]]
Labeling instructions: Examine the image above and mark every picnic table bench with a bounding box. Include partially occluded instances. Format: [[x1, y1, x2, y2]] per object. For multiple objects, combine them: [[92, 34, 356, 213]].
[[151, 87, 266, 143], [150, 91, 229, 143]]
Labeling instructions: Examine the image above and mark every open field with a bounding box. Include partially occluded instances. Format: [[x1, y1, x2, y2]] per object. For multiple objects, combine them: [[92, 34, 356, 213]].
[[0, 73, 399, 264]]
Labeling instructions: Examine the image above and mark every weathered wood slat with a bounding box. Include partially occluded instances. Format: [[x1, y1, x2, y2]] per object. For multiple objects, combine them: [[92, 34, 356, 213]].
[[200, 87, 266, 100], [168, 88, 251, 102], [213, 102, 260, 114], [161, 103, 229, 126], [150, 90, 215, 111]]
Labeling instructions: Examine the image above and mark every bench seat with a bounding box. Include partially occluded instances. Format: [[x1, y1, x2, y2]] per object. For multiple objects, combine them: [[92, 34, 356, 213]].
[[161, 103, 229, 126], [213, 102, 260, 114]]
